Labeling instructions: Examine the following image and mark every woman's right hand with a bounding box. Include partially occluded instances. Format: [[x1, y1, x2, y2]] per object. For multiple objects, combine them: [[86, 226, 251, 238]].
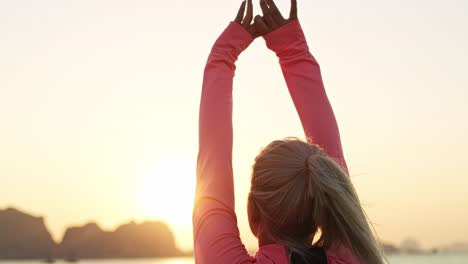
[[255, 0, 298, 36], [234, 0, 259, 38]]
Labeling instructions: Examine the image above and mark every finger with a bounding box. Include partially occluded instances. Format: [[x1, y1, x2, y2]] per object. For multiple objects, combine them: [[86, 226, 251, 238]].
[[260, 0, 277, 27], [235, 1, 246, 23], [290, 0, 298, 20], [254, 15, 270, 36], [248, 23, 261, 38], [265, 0, 284, 21], [259, 0, 270, 16], [242, 0, 254, 26]]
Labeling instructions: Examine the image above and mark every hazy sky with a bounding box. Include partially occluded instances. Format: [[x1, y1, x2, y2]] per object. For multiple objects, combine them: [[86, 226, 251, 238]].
[[1, 0, 467, 252]]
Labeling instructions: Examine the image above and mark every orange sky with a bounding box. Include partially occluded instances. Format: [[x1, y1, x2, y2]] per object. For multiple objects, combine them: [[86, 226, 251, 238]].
[[1, 0, 468, 251]]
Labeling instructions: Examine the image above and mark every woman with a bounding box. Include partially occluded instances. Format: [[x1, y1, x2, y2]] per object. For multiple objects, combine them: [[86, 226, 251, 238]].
[[193, 0, 386, 263]]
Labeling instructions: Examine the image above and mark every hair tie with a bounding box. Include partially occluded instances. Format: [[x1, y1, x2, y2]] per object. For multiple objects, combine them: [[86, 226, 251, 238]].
[[305, 153, 320, 169], [305, 154, 313, 169]]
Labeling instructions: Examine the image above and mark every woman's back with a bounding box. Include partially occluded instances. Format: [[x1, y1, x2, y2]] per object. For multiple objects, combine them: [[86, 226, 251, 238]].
[[248, 244, 359, 264]]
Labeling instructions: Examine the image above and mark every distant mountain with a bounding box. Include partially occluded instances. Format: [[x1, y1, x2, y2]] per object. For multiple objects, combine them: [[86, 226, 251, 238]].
[[0, 208, 56, 259], [59, 221, 182, 259], [382, 242, 400, 254], [441, 242, 468, 253], [0, 207, 185, 260], [400, 238, 423, 253]]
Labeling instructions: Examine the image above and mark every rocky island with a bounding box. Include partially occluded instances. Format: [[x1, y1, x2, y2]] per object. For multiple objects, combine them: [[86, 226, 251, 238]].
[[0, 208, 56, 259], [0, 207, 185, 260]]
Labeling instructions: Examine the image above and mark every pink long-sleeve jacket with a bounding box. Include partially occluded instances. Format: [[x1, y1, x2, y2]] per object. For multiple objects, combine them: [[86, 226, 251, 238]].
[[193, 20, 360, 264]]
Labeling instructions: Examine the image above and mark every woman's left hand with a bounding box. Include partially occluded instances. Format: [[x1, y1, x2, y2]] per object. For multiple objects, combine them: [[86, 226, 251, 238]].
[[234, 0, 260, 38], [255, 0, 298, 36]]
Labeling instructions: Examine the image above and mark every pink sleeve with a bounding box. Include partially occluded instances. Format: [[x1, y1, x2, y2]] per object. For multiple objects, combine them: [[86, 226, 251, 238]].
[[264, 20, 349, 174], [193, 22, 255, 263]]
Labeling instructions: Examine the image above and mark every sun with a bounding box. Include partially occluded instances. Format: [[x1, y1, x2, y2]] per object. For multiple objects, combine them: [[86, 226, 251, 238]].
[[136, 158, 196, 226]]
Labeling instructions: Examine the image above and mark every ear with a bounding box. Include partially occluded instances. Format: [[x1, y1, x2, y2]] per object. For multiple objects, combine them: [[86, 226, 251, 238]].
[[247, 196, 261, 237]]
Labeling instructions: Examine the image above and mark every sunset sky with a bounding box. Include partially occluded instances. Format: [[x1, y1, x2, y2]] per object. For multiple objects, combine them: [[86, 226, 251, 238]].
[[1, 0, 467, 252]]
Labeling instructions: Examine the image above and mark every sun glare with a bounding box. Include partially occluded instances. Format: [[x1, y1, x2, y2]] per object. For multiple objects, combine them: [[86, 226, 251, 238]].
[[136, 158, 196, 226]]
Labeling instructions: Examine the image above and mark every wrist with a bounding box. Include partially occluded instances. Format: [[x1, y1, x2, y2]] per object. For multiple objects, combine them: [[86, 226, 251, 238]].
[[211, 22, 254, 61], [263, 20, 310, 58]]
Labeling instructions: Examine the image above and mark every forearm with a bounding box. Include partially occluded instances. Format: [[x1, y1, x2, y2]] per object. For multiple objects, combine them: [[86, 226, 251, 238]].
[[197, 45, 236, 210], [196, 21, 253, 210], [264, 20, 348, 173]]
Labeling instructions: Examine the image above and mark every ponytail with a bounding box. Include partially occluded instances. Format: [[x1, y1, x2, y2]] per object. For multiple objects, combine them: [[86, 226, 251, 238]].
[[306, 152, 386, 264]]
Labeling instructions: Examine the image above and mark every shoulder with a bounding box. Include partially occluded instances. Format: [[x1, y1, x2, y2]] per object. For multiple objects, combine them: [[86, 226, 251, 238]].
[[326, 246, 360, 264], [253, 244, 290, 263]]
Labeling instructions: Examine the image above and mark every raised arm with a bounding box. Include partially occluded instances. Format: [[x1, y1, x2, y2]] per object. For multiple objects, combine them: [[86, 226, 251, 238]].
[[193, 1, 257, 263], [256, 0, 348, 174]]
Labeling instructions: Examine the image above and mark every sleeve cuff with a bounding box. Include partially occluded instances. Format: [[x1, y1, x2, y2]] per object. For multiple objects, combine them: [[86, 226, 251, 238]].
[[263, 20, 310, 58], [211, 22, 254, 61]]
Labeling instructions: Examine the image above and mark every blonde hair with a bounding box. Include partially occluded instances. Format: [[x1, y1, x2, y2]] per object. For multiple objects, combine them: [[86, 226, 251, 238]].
[[248, 138, 386, 264]]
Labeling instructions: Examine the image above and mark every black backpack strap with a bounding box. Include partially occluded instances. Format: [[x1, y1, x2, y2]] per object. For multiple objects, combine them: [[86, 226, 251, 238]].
[[290, 246, 328, 264]]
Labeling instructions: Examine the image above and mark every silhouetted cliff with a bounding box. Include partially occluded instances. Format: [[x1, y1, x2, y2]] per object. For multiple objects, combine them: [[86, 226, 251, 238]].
[[59, 221, 182, 258], [0, 207, 185, 259], [0, 208, 56, 259]]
